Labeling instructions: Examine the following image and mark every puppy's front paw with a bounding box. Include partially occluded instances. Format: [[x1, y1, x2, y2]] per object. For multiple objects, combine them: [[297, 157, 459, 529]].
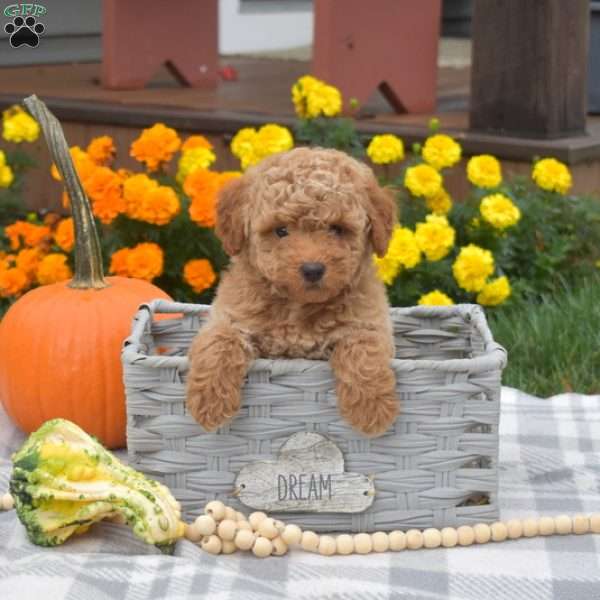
[[337, 383, 399, 437], [186, 377, 241, 431]]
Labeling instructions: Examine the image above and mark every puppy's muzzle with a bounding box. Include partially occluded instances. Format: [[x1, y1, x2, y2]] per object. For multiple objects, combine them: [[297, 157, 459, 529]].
[[300, 262, 326, 283]]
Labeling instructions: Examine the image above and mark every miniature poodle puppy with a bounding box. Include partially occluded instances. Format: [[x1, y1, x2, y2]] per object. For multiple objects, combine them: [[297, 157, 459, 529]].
[[186, 147, 398, 437]]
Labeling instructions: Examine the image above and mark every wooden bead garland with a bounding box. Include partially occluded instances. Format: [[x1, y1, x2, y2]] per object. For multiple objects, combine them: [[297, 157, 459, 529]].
[[1, 493, 14, 511]]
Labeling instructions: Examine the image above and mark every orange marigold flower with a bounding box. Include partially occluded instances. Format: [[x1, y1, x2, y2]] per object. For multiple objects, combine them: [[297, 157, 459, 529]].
[[126, 242, 164, 281], [16, 248, 43, 281], [183, 259, 217, 294], [0, 267, 28, 297], [182, 135, 213, 152], [184, 169, 223, 228], [5, 221, 51, 250], [54, 217, 75, 252], [123, 174, 180, 225], [51, 146, 96, 183], [130, 123, 181, 171], [116, 168, 134, 182], [86, 135, 116, 165], [85, 166, 126, 224], [109, 248, 131, 277], [36, 253, 72, 285]]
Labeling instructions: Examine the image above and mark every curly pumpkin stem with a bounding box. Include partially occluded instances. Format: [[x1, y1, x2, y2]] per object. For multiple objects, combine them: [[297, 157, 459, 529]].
[[23, 95, 108, 290]]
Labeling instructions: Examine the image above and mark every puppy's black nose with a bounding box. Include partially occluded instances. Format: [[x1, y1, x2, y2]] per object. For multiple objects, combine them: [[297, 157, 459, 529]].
[[300, 262, 326, 283]]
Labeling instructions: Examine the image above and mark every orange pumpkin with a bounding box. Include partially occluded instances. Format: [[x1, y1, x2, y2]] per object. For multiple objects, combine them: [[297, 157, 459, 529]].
[[0, 96, 170, 448]]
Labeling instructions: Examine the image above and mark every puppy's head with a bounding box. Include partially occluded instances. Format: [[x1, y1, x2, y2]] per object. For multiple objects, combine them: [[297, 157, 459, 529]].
[[216, 147, 397, 304]]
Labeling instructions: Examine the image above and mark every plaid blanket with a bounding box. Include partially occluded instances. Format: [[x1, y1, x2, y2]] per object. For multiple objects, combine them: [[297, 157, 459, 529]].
[[1, 387, 600, 600]]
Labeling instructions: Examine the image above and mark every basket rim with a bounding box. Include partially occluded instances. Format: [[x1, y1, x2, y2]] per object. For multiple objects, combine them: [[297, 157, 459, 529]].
[[121, 299, 507, 374]]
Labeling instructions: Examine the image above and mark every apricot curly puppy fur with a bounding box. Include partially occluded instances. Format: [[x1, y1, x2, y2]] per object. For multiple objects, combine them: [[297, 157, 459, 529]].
[[186, 147, 399, 436]]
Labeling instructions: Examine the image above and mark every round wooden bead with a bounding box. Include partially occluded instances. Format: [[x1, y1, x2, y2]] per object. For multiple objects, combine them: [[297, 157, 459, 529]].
[[258, 518, 280, 540], [222, 540, 237, 554], [389, 531, 407, 551], [252, 536, 273, 558], [573, 514, 589, 535], [281, 524, 303, 546], [236, 511, 247, 522], [234, 529, 256, 551], [271, 536, 288, 556], [457, 526, 475, 546], [249, 512, 268, 530], [490, 522, 508, 542], [301, 531, 320, 553], [336, 534, 354, 555], [194, 515, 216, 536], [1, 493, 14, 511], [371, 532, 390, 553], [223, 507, 237, 522], [184, 522, 203, 543], [522, 518, 539, 538], [473, 523, 491, 544], [217, 519, 238, 541], [423, 528, 442, 549], [506, 519, 523, 539], [274, 520, 285, 530], [201, 535, 223, 555], [537, 517, 555, 536], [205, 501, 226, 522], [237, 521, 253, 531], [406, 529, 424, 550], [318, 535, 337, 556], [354, 533, 373, 554], [441, 527, 458, 548], [555, 515, 572, 535], [590, 514, 600, 533]]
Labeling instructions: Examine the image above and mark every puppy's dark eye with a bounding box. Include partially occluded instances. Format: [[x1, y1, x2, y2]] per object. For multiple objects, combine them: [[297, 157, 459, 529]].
[[275, 226, 289, 238], [329, 224, 345, 236]]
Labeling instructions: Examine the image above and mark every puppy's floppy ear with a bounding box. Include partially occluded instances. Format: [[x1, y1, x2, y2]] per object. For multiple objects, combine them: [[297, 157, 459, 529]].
[[366, 179, 398, 257], [216, 176, 249, 256]]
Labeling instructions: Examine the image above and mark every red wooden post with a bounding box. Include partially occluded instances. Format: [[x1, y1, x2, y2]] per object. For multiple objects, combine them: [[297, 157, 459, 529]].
[[312, 0, 442, 114], [102, 0, 219, 90]]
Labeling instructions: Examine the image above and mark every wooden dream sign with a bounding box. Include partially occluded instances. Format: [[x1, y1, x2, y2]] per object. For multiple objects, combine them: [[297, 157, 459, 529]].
[[235, 432, 375, 513]]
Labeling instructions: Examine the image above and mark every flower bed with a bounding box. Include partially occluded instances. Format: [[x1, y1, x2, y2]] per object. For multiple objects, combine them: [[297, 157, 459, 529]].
[[0, 77, 599, 318]]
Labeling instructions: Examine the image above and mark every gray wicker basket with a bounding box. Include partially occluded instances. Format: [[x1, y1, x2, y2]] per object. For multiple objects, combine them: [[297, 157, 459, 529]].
[[122, 299, 506, 532]]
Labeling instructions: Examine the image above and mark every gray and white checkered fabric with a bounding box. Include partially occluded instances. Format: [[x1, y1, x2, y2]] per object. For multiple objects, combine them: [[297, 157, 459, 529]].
[[1, 387, 600, 600]]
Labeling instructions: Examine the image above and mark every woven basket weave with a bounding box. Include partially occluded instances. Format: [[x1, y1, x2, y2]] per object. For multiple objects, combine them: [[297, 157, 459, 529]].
[[122, 299, 506, 532]]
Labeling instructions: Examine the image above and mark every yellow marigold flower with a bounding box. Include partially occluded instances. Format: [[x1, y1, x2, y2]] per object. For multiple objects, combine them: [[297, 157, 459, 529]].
[[292, 75, 342, 118], [467, 155, 502, 189], [54, 217, 75, 252], [36, 253, 72, 285], [532, 158, 572, 194], [16, 248, 43, 281], [405, 164, 443, 198], [183, 258, 217, 294], [2, 105, 39, 143], [480, 193, 521, 230], [130, 123, 181, 171], [452, 244, 495, 292], [109, 248, 131, 277], [425, 187, 453, 215], [125, 242, 164, 281], [86, 136, 115, 165], [5, 221, 51, 250], [422, 134, 462, 170], [418, 290, 454, 306], [231, 127, 257, 160], [476, 275, 511, 306], [373, 254, 401, 285], [85, 166, 126, 224], [0, 267, 28, 297], [255, 124, 294, 157], [176, 147, 217, 183], [414, 215, 455, 261], [366, 134, 405, 165], [182, 135, 213, 152], [388, 226, 421, 269], [0, 164, 13, 188], [51, 146, 97, 184]]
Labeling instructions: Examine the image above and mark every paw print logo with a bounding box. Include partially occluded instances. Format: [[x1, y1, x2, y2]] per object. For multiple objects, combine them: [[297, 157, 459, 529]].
[[5, 15, 45, 48]]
